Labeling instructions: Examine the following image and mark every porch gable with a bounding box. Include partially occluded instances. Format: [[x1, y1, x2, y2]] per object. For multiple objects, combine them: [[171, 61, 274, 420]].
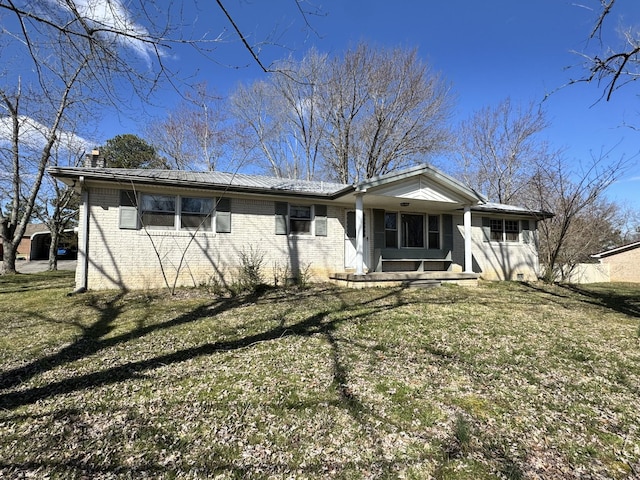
[[367, 175, 472, 205]]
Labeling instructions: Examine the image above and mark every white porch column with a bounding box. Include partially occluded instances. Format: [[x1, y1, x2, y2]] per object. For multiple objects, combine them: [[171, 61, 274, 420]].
[[463, 205, 473, 273], [355, 193, 365, 276]]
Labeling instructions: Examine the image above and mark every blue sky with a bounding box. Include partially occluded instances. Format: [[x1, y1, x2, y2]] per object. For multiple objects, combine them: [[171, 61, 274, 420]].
[[101, 0, 640, 212]]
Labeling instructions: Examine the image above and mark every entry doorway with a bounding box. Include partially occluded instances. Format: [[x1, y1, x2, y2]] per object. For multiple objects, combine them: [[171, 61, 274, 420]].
[[344, 210, 369, 271]]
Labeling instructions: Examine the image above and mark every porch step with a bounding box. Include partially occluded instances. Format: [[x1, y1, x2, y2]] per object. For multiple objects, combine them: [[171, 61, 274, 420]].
[[403, 279, 442, 289], [329, 272, 478, 288]]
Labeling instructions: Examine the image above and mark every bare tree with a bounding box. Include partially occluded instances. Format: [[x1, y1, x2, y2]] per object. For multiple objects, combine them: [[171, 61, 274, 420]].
[[0, 1, 319, 274], [37, 135, 87, 271], [1, 64, 86, 274], [231, 49, 328, 180], [352, 45, 453, 181], [145, 83, 230, 171], [0, 0, 175, 274], [271, 51, 328, 181], [573, 0, 640, 101], [322, 44, 453, 183], [231, 43, 453, 183], [524, 151, 629, 282], [231, 80, 292, 178], [318, 45, 371, 183], [454, 98, 549, 205]]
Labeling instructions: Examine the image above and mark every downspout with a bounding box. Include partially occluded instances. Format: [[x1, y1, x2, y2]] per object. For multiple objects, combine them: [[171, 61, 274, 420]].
[[76, 176, 89, 292]]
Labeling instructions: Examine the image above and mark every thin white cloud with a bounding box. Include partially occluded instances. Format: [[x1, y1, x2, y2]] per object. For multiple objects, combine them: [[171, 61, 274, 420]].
[[50, 0, 159, 64], [0, 115, 92, 153]]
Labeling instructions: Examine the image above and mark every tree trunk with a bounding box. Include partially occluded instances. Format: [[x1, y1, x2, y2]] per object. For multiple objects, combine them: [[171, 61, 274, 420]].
[[48, 229, 59, 271], [0, 219, 17, 274]]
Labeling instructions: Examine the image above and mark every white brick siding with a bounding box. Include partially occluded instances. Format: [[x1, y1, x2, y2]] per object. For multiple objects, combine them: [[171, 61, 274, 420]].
[[79, 187, 346, 290], [451, 214, 540, 281]]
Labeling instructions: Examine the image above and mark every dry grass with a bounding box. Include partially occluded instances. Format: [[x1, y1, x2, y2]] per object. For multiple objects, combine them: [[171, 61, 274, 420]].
[[0, 271, 639, 479]]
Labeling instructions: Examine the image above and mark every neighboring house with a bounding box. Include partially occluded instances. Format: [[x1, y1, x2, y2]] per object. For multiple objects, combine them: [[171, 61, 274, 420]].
[[591, 241, 640, 283], [12, 224, 77, 261], [49, 164, 551, 291], [17, 224, 50, 260]]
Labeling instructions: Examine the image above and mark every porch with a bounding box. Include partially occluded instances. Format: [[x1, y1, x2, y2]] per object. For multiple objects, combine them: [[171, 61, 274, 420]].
[[329, 271, 480, 288]]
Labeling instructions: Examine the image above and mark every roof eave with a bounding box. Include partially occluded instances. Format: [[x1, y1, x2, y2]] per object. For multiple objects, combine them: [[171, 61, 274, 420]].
[[470, 205, 555, 218], [591, 241, 640, 259], [49, 167, 353, 200]]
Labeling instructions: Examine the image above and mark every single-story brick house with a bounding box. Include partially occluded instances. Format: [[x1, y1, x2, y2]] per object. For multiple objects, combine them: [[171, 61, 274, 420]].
[[591, 241, 640, 283], [49, 164, 551, 291]]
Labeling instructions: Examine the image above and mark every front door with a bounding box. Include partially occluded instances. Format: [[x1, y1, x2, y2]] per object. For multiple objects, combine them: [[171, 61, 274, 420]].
[[344, 210, 369, 270]]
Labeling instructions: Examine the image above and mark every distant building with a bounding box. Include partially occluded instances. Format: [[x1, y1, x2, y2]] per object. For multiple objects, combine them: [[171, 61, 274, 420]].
[[591, 241, 640, 283]]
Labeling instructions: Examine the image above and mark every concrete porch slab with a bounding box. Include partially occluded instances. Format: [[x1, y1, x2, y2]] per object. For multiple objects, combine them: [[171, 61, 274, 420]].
[[329, 271, 479, 288]]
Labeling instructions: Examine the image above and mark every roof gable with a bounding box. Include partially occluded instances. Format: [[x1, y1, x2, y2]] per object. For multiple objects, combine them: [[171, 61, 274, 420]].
[[366, 175, 470, 204], [354, 164, 485, 204]]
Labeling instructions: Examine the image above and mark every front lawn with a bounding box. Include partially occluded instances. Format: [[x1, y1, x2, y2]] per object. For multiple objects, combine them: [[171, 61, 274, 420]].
[[1, 272, 639, 479]]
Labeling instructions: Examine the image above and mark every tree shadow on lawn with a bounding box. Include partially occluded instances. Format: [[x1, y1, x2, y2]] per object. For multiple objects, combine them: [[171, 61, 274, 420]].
[[0, 286, 405, 414], [559, 283, 640, 319], [0, 284, 536, 478], [521, 281, 640, 318], [0, 285, 425, 476]]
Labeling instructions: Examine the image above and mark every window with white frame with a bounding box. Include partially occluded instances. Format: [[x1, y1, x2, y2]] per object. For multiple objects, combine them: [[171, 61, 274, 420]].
[[181, 197, 214, 231], [289, 205, 312, 235], [141, 194, 176, 229], [505, 219, 519, 242], [490, 218, 520, 242], [275, 202, 327, 236], [138, 193, 218, 232]]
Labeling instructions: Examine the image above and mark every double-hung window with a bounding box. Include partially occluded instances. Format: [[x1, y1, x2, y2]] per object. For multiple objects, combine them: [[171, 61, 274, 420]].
[[275, 203, 327, 237], [181, 197, 214, 231], [489, 218, 520, 242], [289, 205, 312, 235], [141, 194, 176, 229], [490, 219, 504, 242]]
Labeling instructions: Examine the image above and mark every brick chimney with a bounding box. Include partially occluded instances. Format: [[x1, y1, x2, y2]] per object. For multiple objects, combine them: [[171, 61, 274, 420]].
[[84, 149, 105, 168]]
